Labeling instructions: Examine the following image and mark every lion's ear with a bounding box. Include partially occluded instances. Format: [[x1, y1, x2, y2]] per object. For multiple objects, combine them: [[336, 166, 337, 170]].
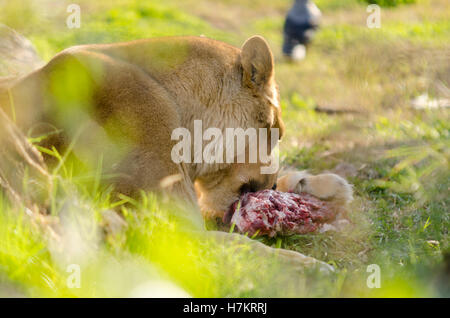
[[240, 36, 274, 91]]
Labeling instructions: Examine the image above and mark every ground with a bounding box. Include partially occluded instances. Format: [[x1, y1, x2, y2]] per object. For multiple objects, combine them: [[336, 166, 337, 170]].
[[0, 0, 448, 297]]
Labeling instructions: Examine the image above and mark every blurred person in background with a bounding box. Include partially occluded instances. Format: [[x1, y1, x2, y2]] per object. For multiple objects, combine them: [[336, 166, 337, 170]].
[[282, 0, 322, 61]]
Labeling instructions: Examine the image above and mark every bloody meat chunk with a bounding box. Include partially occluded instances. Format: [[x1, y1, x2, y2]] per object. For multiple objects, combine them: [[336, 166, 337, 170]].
[[223, 189, 337, 237]]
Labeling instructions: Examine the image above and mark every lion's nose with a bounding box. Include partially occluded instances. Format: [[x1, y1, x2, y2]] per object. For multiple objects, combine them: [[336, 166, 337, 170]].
[[239, 179, 260, 195]]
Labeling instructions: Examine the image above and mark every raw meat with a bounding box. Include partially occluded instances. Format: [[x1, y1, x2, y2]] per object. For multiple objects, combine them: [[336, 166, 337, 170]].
[[223, 189, 337, 237]]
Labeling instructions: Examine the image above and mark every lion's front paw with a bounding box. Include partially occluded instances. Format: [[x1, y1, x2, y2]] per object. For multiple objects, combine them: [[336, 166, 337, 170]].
[[277, 171, 353, 205], [301, 173, 353, 204]]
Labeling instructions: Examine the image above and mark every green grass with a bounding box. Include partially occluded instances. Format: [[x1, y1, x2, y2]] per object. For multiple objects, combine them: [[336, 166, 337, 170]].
[[0, 0, 449, 297], [361, 0, 416, 7]]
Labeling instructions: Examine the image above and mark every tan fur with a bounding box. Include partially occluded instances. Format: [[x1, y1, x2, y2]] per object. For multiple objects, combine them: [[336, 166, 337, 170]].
[[277, 171, 353, 206], [0, 35, 354, 272], [0, 35, 288, 218], [0, 35, 352, 218]]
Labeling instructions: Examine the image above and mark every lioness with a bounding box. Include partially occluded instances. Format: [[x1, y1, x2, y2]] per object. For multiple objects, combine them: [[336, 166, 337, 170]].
[[0, 32, 352, 270]]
